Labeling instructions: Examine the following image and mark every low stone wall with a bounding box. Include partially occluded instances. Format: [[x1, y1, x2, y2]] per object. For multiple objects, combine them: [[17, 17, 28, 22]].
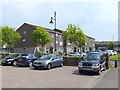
[[63, 57, 83, 66]]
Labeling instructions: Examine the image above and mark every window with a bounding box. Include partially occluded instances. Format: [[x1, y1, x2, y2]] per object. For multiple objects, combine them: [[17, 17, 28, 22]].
[[93, 44, 95, 47], [85, 42, 87, 46], [51, 35, 54, 38], [51, 42, 54, 46], [60, 41, 63, 46], [56, 40, 58, 44], [56, 33, 58, 36], [60, 35, 62, 39], [46, 31, 49, 33], [23, 39, 26, 42], [68, 41, 70, 45], [23, 31, 26, 34], [56, 55, 61, 59]]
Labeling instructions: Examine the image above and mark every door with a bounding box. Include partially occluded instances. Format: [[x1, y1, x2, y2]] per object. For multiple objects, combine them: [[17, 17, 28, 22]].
[[56, 55, 62, 66], [51, 55, 57, 67]]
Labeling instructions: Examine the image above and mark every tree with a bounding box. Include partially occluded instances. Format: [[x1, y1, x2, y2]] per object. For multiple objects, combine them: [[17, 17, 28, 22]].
[[108, 41, 116, 50], [66, 24, 87, 54], [62, 31, 69, 55], [31, 27, 52, 54], [0, 26, 21, 52]]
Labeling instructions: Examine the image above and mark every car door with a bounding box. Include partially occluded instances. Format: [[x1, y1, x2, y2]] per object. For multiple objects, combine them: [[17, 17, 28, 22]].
[[100, 54, 105, 69], [56, 55, 62, 66], [51, 55, 57, 67]]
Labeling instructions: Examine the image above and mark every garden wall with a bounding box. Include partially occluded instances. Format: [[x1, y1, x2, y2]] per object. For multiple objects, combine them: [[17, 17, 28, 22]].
[[63, 57, 83, 66]]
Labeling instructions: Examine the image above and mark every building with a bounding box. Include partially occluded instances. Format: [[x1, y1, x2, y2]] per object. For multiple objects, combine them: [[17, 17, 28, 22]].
[[14, 23, 95, 54], [95, 41, 120, 52]]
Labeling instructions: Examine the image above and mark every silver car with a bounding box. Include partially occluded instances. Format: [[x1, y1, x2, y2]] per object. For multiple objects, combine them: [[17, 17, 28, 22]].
[[33, 54, 63, 70]]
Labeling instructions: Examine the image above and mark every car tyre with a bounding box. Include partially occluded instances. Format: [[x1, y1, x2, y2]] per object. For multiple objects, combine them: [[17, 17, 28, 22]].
[[96, 67, 101, 75], [47, 64, 51, 70], [29, 62, 33, 67], [60, 62, 63, 67], [13, 61, 17, 66], [103, 64, 106, 71]]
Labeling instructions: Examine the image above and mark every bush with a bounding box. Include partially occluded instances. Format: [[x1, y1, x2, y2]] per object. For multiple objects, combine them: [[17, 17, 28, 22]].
[[36, 50, 43, 56], [58, 52, 63, 55]]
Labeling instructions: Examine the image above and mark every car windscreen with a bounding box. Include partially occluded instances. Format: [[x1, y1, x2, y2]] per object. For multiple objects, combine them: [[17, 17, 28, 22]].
[[21, 54, 28, 58], [85, 53, 100, 60], [10, 54, 20, 58], [39, 55, 52, 60]]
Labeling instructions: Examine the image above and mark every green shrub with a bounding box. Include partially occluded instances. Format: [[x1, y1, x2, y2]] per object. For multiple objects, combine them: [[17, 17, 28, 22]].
[[36, 50, 43, 56], [58, 52, 63, 55]]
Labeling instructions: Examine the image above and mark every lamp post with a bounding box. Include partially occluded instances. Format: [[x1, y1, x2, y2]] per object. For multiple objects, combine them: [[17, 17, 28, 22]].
[[112, 36, 114, 51], [49, 11, 57, 54]]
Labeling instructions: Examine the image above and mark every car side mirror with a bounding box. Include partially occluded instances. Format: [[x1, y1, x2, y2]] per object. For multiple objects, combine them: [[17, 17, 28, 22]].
[[52, 58, 54, 60]]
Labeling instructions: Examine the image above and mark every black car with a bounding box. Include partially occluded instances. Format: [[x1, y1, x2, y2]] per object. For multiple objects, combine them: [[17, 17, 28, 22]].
[[13, 53, 41, 67], [2, 53, 21, 65], [78, 52, 106, 75]]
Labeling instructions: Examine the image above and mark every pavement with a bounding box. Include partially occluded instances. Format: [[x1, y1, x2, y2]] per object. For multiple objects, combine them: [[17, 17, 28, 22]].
[[2, 65, 104, 88], [91, 68, 118, 88]]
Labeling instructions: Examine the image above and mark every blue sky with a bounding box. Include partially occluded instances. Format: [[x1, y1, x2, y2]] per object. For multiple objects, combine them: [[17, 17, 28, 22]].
[[1, 0, 118, 41]]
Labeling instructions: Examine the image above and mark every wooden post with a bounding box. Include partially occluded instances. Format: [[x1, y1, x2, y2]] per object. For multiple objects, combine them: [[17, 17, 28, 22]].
[[114, 60, 117, 68], [105, 53, 110, 69]]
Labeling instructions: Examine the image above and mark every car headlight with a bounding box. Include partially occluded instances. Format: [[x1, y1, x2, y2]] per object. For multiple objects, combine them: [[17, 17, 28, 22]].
[[78, 62, 82, 66], [7, 59, 14, 61], [92, 63, 99, 66]]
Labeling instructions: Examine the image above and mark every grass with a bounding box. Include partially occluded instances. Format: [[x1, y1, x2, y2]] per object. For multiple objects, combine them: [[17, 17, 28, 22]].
[[109, 63, 114, 68], [110, 54, 120, 61], [0, 60, 1, 64]]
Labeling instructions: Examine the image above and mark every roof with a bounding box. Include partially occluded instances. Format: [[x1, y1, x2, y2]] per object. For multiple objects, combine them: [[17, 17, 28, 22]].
[[23, 23, 63, 33]]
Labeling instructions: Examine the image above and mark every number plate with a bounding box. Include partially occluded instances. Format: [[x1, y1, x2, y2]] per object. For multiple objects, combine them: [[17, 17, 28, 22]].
[[19, 59, 23, 61]]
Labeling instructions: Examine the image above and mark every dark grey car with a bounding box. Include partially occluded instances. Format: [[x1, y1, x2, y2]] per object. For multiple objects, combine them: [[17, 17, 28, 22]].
[[33, 54, 63, 70], [78, 52, 106, 75]]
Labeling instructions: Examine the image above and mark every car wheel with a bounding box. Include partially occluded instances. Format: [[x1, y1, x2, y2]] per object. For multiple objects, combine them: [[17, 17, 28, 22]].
[[60, 62, 63, 67], [13, 61, 17, 66], [97, 67, 101, 75], [79, 70, 83, 74], [47, 64, 51, 70], [103, 64, 106, 71], [29, 62, 33, 67]]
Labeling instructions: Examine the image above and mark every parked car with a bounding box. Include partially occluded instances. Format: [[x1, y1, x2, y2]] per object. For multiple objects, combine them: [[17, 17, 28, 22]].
[[2, 53, 21, 65], [113, 51, 117, 55], [69, 52, 80, 56], [78, 52, 106, 75], [33, 54, 63, 70], [78, 52, 87, 57], [13, 53, 41, 67], [105, 50, 114, 56]]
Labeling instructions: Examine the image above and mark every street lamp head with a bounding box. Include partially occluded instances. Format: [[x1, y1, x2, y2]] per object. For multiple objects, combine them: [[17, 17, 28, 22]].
[[49, 17, 54, 24]]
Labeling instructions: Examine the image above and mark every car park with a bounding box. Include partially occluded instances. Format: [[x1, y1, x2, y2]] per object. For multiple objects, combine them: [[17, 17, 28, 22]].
[[33, 54, 63, 70], [69, 52, 80, 56], [78, 52, 106, 75], [2, 53, 21, 65], [13, 53, 41, 67]]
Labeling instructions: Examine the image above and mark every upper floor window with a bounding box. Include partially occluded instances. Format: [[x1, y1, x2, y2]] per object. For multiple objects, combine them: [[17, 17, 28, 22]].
[[51, 35, 54, 38], [56, 40, 58, 44], [23, 31, 26, 34], [56, 33, 58, 36], [60, 41, 63, 46], [60, 35, 62, 39], [51, 42, 54, 46], [68, 41, 70, 45], [23, 39, 26, 42], [46, 31, 49, 33]]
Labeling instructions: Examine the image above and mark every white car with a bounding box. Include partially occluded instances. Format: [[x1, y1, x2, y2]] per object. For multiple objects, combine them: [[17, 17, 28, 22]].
[[69, 52, 80, 56], [105, 50, 114, 56]]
